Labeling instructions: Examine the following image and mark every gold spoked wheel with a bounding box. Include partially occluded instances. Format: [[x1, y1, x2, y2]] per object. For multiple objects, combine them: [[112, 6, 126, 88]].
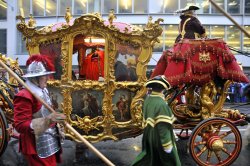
[[189, 118, 242, 166], [0, 108, 8, 157]]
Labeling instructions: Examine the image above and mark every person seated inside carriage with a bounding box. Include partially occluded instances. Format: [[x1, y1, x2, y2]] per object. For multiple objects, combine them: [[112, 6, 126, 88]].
[[175, 5, 206, 43]]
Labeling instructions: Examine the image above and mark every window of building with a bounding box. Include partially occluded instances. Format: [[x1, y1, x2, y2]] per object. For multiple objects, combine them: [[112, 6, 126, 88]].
[[164, 25, 178, 49], [226, 26, 241, 50], [196, 0, 209, 14], [18, 0, 30, 17], [210, 25, 225, 39], [103, 0, 117, 14], [243, 26, 250, 52], [74, 0, 87, 15], [227, 0, 241, 14], [0, 29, 7, 54], [134, 0, 147, 13], [88, 0, 101, 13], [16, 31, 28, 55], [180, 0, 196, 9], [164, 0, 178, 13], [149, 0, 164, 13], [33, 0, 45, 16], [211, 0, 224, 14], [203, 25, 210, 37], [46, 0, 57, 16], [245, 0, 250, 14], [0, 0, 7, 20], [118, 0, 132, 13], [59, 0, 72, 16]]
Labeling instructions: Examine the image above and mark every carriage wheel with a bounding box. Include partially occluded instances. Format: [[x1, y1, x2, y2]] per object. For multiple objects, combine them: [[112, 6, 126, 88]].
[[0, 108, 9, 157], [189, 118, 242, 166]]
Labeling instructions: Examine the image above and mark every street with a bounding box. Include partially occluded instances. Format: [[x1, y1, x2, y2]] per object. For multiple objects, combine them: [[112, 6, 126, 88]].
[[0, 103, 249, 166]]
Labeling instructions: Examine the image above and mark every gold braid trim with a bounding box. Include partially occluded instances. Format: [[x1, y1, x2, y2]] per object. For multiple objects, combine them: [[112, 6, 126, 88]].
[[143, 115, 176, 128], [162, 141, 173, 151]]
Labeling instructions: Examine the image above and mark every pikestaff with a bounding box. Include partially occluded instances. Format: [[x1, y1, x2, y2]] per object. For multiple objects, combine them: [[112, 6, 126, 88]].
[[0, 60, 115, 166]]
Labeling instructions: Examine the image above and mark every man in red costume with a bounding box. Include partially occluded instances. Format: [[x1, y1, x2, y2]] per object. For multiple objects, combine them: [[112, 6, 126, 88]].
[[14, 54, 66, 166]]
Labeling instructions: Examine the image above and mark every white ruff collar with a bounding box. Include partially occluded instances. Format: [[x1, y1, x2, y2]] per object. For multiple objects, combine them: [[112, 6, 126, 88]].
[[25, 80, 47, 98]]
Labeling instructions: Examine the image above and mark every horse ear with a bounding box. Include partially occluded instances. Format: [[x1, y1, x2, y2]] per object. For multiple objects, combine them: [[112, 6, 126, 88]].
[[16, 57, 18, 61]]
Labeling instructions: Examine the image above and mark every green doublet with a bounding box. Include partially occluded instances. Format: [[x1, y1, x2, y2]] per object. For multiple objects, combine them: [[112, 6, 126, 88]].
[[132, 93, 181, 166]]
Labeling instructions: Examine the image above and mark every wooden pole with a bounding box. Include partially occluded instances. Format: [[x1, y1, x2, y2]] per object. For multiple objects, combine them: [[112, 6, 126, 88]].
[[0, 60, 115, 166], [209, 0, 250, 38]]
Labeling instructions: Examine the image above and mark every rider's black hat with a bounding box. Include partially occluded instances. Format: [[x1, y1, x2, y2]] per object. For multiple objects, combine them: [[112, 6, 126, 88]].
[[176, 5, 200, 13]]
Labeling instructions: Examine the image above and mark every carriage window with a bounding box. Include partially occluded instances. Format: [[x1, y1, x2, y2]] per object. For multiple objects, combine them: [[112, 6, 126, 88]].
[[114, 43, 140, 82], [39, 42, 62, 80], [74, 35, 105, 81]]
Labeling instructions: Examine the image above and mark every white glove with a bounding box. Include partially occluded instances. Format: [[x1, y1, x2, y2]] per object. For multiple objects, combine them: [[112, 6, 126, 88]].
[[165, 146, 173, 153]]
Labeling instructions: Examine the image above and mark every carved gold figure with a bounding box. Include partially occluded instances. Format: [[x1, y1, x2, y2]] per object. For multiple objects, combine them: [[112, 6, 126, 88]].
[[27, 14, 36, 28]]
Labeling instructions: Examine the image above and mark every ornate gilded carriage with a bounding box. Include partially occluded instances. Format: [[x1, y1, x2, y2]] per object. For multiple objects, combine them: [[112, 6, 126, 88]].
[[15, 13, 163, 143], [0, 9, 249, 166]]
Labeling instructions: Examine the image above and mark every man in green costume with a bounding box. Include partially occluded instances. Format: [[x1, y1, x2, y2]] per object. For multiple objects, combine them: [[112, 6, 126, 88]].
[[132, 75, 181, 166]]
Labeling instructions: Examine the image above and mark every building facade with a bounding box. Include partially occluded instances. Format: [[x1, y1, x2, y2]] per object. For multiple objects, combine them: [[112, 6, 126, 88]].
[[0, 0, 250, 74]]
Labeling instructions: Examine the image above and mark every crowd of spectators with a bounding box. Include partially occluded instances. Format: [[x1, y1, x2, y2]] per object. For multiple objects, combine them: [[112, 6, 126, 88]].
[[227, 83, 249, 103]]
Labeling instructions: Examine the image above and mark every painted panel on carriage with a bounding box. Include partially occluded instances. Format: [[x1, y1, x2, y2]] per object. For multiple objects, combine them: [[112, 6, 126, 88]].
[[112, 89, 135, 121], [114, 43, 141, 82], [71, 90, 103, 119], [47, 87, 63, 111]]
